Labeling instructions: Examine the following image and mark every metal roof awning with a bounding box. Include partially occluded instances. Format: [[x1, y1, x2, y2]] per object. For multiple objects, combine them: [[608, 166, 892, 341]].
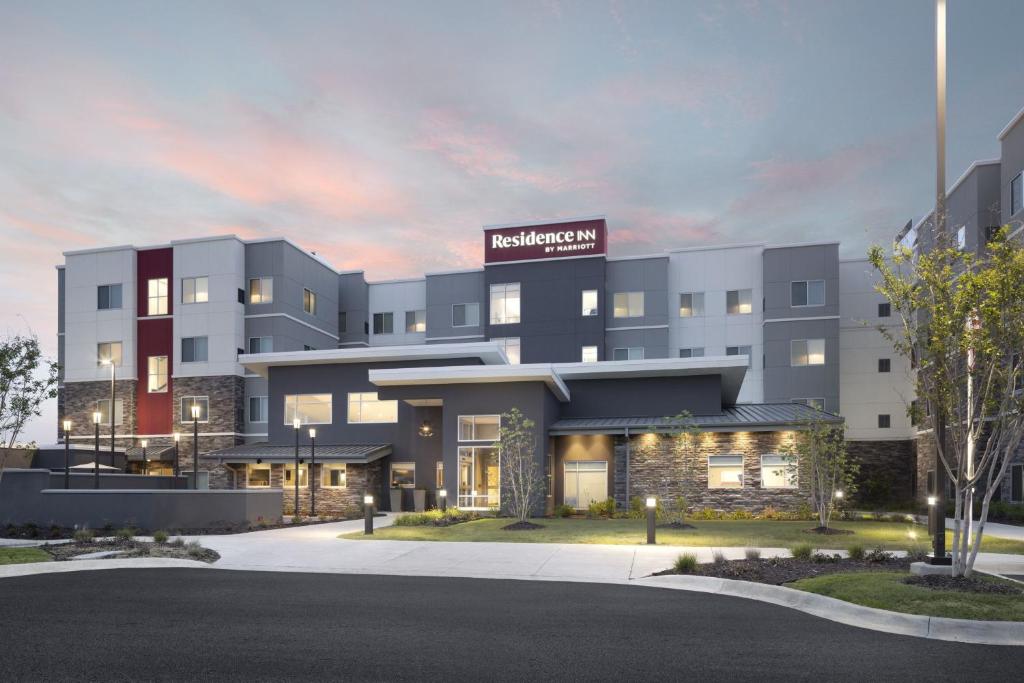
[[125, 445, 175, 462], [206, 443, 392, 464], [548, 404, 843, 435]]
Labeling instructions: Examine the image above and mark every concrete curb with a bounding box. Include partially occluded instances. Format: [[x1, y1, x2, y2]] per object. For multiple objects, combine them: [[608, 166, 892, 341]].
[[0, 558, 210, 579]]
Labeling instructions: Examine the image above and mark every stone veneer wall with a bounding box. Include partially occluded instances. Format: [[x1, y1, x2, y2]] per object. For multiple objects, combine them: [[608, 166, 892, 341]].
[[845, 439, 916, 508], [913, 428, 1024, 505], [220, 462, 383, 517], [62, 379, 138, 445]]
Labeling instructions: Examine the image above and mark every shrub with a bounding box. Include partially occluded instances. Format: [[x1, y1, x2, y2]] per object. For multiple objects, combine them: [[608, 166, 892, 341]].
[[744, 547, 761, 561], [291, 513, 305, 524], [393, 508, 478, 527], [846, 543, 865, 561], [811, 551, 841, 563], [152, 530, 169, 544], [795, 503, 815, 521], [629, 496, 664, 520], [711, 549, 728, 564], [553, 504, 574, 518], [726, 509, 754, 520], [759, 505, 780, 520], [905, 545, 929, 562], [673, 553, 699, 573], [694, 507, 721, 521], [73, 528, 94, 544], [185, 540, 205, 559], [865, 546, 894, 563], [789, 543, 814, 560], [167, 537, 186, 548], [587, 498, 615, 519], [115, 527, 135, 541]]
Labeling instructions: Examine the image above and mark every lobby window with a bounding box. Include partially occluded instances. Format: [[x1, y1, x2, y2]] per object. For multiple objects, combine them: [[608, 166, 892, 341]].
[[458, 446, 499, 508], [612, 292, 644, 318], [285, 393, 333, 425], [791, 280, 825, 307], [612, 347, 644, 361], [347, 392, 397, 424], [182, 276, 209, 304], [791, 339, 825, 366], [181, 336, 208, 363], [452, 302, 480, 327], [180, 396, 209, 423], [303, 288, 316, 315], [878, 302, 891, 318], [373, 312, 394, 335], [323, 464, 347, 489], [492, 337, 521, 364], [581, 345, 598, 363], [458, 415, 500, 441], [405, 310, 426, 333], [793, 398, 825, 411], [391, 462, 416, 488], [95, 399, 124, 426], [581, 290, 598, 317], [338, 312, 347, 333], [726, 289, 752, 315], [708, 455, 744, 489], [679, 292, 704, 317], [489, 283, 521, 325], [97, 284, 122, 310], [248, 277, 273, 304], [1012, 172, 1023, 216], [147, 355, 168, 393], [96, 341, 122, 367], [878, 358, 891, 373], [761, 454, 797, 489], [247, 464, 271, 488], [283, 464, 308, 488], [147, 278, 169, 316], [726, 345, 752, 367], [679, 347, 704, 359], [248, 336, 273, 354], [878, 414, 891, 429], [248, 396, 268, 423]]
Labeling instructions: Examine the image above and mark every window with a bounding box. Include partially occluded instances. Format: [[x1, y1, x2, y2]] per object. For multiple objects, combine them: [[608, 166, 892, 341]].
[[458, 415, 500, 441], [180, 396, 209, 422], [285, 393, 333, 425], [248, 337, 273, 354], [284, 464, 308, 488], [436, 462, 444, 488], [791, 339, 825, 366], [237, 288, 245, 304], [708, 455, 744, 489], [346, 392, 397, 424], [147, 355, 168, 393], [878, 302, 891, 318], [303, 288, 316, 315], [182, 276, 209, 304], [246, 464, 271, 488], [96, 341, 122, 367], [761, 454, 797, 489], [372, 312, 393, 335], [613, 292, 644, 318], [489, 283, 521, 324], [581, 345, 598, 363], [97, 284, 122, 310], [612, 347, 644, 361], [338, 312, 347, 333], [679, 292, 705, 317], [726, 289, 752, 315], [492, 337, 520, 364], [452, 303, 480, 327], [878, 414, 891, 429], [458, 446, 499, 508], [1012, 172, 1023, 216], [793, 397, 825, 411], [181, 336, 208, 363], [303, 345, 315, 351], [1011, 464, 1023, 503], [147, 278, 168, 315], [249, 396, 268, 423], [95, 399, 124, 426], [791, 280, 825, 307], [878, 358, 891, 373], [391, 462, 415, 488], [248, 277, 273, 304], [405, 310, 426, 333], [581, 290, 598, 316], [726, 345, 752, 367], [323, 464, 347, 488], [679, 347, 705, 359]]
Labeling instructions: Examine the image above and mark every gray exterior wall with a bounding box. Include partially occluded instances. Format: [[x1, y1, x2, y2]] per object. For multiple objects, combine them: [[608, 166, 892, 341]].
[[560, 375, 723, 418], [604, 257, 669, 359], [425, 270, 485, 343], [1001, 118, 1024, 226], [338, 271, 369, 346]]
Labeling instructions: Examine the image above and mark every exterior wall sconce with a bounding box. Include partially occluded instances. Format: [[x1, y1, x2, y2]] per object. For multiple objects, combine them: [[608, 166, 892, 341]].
[[418, 420, 434, 437]]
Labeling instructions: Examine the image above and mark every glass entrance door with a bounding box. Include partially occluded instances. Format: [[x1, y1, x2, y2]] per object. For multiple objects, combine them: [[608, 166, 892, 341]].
[[458, 446, 499, 508]]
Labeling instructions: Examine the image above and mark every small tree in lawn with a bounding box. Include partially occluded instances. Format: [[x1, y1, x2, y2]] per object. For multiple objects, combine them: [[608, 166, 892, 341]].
[[496, 408, 545, 524], [783, 414, 857, 531], [659, 410, 703, 524], [0, 334, 59, 470]]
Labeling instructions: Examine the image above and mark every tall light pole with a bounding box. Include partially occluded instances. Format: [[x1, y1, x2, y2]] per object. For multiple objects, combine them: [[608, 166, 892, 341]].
[[101, 358, 117, 471], [140, 439, 148, 475], [62, 420, 72, 489], [191, 403, 201, 489], [309, 427, 317, 518], [92, 410, 101, 489], [173, 431, 181, 481], [292, 417, 301, 517]]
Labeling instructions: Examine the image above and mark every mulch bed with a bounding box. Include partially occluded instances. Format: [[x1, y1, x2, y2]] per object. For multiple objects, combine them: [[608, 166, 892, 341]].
[[502, 521, 545, 531], [42, 539, 220, 564], [904, 574, 1024, 595], [654, 555, 911, 585]]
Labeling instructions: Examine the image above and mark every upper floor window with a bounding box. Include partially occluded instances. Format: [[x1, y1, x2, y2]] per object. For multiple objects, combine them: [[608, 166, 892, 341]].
[[97, 284, 122, 310], [878, 358, 891, 373], [452, 302, 480, 328], [147, 278, 168, 316], [147, 355, 168, 393], [248, 396, 268, 423], [878, 302, 891, 318], [581, 290, 598, 317], [492, 337, 520, 364], [373, 312, 394, 335], [1012, 172, 1023, 216], [489, 283, 521, 325], [679, 292, 705, 317], [96, 341, 122, 367], [248, 337, 273, 354], [726, 289, 752, 315], [95, 399, 124, 426], [877, 414, 891, 429], [182, 276, 209, 304], [248, 277, 273, 304], [679, 347, 704, 358], [181, 336, 209, 363], [303, 288, 316, 315], [458, 415, 500, 441], [180, 396, 209, 423], [347, 392, 397, 424], [613, 292, 644, 318], [791, 280, 824, 307], [726, 345, 752, 367], [338, 312, 347, 333], [405, 310, 426, 333], [791, 339, 825, 366], [581, 345, 598, 363], [612, 347, 644, 361], [285, 393, 333, 425]]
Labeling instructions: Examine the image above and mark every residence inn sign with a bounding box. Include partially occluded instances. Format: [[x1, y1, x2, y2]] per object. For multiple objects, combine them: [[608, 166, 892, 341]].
[[483, 218, 608, 264]]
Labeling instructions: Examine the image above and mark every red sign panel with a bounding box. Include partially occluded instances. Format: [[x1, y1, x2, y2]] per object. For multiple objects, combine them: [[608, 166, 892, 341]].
[[484, 219, 607, 264]]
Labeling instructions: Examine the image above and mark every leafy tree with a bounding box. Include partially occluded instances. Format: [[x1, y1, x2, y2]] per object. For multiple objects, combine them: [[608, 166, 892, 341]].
[[870, 227, 1024, 576], [0, 334, 59, 468], [781, 414, 857, 531], [496, 408, 545, 522]]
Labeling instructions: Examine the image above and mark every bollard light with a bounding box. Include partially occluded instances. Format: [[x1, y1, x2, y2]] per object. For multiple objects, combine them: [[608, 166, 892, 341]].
[[646, 497, 657, 508], [646, 496, 656, 545], [438, 488, 447, 512], [927, 495, 937, 506], [364, 494, 375, 535], [834, 490, 844, 499]]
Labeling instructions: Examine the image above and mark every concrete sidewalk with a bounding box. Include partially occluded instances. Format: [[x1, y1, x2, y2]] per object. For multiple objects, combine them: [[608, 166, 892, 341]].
[[945, 518, 1024, 542]]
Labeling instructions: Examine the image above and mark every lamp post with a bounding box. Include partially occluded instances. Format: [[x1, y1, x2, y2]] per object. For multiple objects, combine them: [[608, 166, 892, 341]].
[[364, 494, 375, 535], [438, 488, 447, 513], [293, 417, 301, 517], [191, 403, 200, 490], [92, 411, 101, 489], [646, 496, 657, 545], [173, 432, 180, 482], [308, 427, 317, 518], [101, 358, 117, 471], [62, 420, 72, 489], [140, 439, 148, 476]]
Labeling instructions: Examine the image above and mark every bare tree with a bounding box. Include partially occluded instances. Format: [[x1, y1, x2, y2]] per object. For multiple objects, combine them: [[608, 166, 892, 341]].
[[496, 408, 545, 523]]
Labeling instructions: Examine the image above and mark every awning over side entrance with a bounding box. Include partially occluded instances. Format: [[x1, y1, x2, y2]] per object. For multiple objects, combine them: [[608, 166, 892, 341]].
[[548, 403, 843, 435], [125, 445, 175, 462], [205, 443, 392, 464]]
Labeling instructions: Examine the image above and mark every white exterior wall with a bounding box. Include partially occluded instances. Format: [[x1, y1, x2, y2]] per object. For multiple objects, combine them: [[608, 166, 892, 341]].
[[62, 247, 137, 383], [668, 245, 764, 403], [368, 279, 427, 347], [173, 237, 246, 378], [839, 259, 915, 440]]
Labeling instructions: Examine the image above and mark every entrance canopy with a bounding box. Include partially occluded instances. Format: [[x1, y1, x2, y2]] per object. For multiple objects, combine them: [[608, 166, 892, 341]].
[[206, 443, 392, 465], [549, 403, 842, 435]]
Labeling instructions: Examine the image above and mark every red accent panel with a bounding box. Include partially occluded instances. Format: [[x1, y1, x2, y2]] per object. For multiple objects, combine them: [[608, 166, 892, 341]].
[[136, 248, 173, 435], [484, 219, 607, 264]]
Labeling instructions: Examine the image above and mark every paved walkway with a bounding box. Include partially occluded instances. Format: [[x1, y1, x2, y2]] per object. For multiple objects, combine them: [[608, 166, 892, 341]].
[[945, 518, 1024, 542]]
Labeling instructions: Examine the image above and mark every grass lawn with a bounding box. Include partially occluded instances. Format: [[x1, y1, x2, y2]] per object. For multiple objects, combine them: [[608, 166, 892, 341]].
[[0, 547, 52, 565], [344, 517, 1024, 553], [790, 571, 1024, 621]]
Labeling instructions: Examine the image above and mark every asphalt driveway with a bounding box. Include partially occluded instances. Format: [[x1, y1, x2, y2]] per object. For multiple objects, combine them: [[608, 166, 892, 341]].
[[0, 569, 1021, 682]]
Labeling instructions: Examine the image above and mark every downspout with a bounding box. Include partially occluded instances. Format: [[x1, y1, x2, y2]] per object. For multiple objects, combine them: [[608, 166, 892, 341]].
[[624, 427, 630, 509]]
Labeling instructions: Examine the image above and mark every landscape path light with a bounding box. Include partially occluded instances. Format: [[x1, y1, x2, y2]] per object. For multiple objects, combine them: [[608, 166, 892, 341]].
[[308, 428, 317, 517], [438, 488, 447, 513], [191, 403, 201, 490], [62, 420, 72, 489], [646, 496, 657, 545], [927, 493, 951, 565], [364, 494, 375, 535]]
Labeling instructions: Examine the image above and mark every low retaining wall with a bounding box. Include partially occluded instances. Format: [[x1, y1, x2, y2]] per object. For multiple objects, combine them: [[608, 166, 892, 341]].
[[0, 469, 282, 530]]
